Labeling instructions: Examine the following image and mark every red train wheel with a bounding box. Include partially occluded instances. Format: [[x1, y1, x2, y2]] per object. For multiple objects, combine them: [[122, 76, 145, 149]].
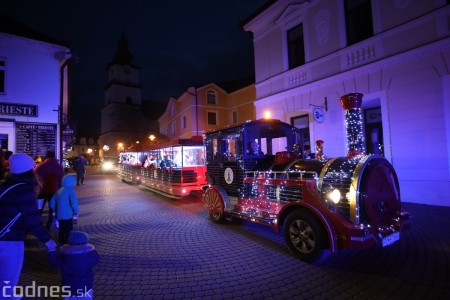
[[203, 187, 226, 223]]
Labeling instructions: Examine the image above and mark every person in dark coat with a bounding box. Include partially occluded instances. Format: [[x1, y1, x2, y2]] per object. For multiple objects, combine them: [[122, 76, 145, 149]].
[[48, 231, 100, 299], [73, 156, 87, 186], [34, 149, 65, 230], [0, 153, 57, 298]]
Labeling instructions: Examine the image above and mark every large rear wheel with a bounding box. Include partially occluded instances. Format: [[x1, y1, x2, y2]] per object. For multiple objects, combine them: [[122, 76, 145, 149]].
[[284, 210, 328, 262], [203, 187, 226, 223]]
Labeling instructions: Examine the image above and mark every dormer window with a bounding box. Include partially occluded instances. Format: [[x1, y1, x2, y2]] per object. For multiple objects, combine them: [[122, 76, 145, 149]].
[[207, 90, 217, 104]]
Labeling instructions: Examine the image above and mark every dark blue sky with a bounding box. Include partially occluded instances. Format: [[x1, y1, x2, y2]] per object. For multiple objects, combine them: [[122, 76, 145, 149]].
[[1, 0, 269, 137]]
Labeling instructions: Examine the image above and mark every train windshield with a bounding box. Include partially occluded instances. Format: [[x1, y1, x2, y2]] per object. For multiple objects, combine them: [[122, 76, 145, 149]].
[[243, 122, 298, 157]]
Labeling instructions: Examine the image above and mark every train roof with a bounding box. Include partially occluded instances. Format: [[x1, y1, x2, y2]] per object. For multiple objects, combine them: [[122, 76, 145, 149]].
[[123, 136, 204, 153], [203, 118, 295, 136]]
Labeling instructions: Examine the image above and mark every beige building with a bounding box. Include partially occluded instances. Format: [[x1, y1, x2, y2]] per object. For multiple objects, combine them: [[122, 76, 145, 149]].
[[158, 80, 256, 141]]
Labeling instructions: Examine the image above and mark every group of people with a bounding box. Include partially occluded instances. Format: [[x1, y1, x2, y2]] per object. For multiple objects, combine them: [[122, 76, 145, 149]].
[[0, 150, 99, 299]]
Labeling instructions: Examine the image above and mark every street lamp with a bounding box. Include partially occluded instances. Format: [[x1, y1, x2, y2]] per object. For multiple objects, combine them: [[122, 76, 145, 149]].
[[117, 143, 124, 153]]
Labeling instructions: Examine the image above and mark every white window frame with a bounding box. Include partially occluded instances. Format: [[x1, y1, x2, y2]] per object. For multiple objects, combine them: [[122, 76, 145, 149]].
[[207, 90, 217, 105]]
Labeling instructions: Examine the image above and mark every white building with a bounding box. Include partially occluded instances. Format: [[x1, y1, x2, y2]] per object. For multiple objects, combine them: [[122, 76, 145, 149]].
[[244, 0, 450, 206], [0, 15, 71, 162]]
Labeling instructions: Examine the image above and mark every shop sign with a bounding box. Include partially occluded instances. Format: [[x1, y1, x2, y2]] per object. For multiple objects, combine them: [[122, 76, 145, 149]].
[[0, 102, 38, 117]]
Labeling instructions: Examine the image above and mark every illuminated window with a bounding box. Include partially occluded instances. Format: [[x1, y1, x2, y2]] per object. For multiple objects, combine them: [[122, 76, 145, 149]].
[[207, 90, 217, 104], [207, 112, 217, 125], [287, 23, 305, 69], [171, 121, 176, 135], [0, 58, 5, 94]]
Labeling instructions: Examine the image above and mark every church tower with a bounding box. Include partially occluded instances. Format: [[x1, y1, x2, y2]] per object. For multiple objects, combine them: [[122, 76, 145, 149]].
[[98, 33, 147, 157]]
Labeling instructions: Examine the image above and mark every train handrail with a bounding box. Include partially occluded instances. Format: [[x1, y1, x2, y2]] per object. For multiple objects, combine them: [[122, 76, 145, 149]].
[[245, 170, 318, 180]]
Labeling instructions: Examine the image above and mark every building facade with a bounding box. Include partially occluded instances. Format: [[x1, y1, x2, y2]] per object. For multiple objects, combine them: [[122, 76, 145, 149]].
[[158, 81, 256, 141], [243, 0, 450, 206], [0, 16, 71, 163]]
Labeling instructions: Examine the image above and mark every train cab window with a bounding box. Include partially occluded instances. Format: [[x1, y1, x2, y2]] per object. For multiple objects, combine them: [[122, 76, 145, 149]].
[[221, 134, 240, 162], [244, 122, 298, 158]]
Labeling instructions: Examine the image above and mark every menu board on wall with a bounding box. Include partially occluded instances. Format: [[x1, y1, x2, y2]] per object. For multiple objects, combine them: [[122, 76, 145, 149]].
[[16, 122, 57, 158]]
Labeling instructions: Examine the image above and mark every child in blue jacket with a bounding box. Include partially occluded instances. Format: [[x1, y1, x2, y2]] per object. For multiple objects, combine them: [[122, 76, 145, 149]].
[[50, 174, 79, 244], [48, 231, 100, 299]]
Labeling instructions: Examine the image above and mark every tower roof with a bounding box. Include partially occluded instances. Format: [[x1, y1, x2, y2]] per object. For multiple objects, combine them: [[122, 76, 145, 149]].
[[111, 33, 135, 66]]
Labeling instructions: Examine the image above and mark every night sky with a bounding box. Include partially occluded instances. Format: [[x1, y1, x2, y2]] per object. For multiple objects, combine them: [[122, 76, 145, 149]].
[[1, 0, 269, 138]]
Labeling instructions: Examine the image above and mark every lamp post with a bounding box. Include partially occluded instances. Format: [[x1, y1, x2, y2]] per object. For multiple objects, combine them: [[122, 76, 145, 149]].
[[117, 143, 124, 155]]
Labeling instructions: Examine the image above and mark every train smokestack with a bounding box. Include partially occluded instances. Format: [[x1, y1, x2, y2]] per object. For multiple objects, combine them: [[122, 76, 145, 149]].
[[339, 93, 365, 158]]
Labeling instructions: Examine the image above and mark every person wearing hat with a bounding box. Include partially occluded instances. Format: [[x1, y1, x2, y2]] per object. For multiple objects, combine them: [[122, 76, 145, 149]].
[[48, 231, 100, 299], [73, 155, 87, 186], [0, 153, 57, 298], [50, 174, 80, 245]]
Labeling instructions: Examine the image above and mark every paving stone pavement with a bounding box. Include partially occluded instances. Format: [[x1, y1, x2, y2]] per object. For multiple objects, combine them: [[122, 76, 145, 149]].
[[17, 174, 450, 300]]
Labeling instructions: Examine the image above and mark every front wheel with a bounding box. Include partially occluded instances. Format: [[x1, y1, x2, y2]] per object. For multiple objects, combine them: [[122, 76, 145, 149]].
[[203, 187, 226, 223], [283, 210, 328, 262]]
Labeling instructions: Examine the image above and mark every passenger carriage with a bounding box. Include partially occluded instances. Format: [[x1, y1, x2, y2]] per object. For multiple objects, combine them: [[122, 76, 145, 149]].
[[118, 137, 207, 199]]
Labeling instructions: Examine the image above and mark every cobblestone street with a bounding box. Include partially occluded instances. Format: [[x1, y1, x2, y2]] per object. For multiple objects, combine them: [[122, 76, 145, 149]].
[[19, 174, 450, 299]]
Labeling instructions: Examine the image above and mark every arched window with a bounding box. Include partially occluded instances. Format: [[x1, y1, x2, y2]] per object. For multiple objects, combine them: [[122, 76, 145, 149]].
[[207, 90, 217, 104]]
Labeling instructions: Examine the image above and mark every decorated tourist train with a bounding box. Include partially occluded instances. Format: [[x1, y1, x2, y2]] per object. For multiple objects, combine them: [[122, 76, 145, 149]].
[[202, 93, 411, 262], [118, 136, 207, 198]]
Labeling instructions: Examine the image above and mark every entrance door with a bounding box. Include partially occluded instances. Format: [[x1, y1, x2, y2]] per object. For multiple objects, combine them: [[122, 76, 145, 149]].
[[364, 107, 384, 156], [291, 114, 310, 157]]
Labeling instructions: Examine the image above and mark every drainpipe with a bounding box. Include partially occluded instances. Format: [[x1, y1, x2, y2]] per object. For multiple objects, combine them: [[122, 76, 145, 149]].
[[195, 87, 199, 136]]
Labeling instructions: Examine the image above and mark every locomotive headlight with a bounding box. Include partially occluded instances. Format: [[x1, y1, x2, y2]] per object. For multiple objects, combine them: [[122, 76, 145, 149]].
[[329, 189, 341, 204]]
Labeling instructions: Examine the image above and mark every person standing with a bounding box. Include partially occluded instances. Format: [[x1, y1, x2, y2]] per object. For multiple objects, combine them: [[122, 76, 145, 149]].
[[74, 155, 87, 186], [0, 153, 57, 299], [34, 149, 65, 230], [50, 174, 79, 245]]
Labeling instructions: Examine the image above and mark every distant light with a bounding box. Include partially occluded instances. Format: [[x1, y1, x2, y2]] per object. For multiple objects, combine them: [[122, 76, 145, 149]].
[[149, 135, 156, 141], [103, 145, 110, 151], [264, 111, 271, 119]]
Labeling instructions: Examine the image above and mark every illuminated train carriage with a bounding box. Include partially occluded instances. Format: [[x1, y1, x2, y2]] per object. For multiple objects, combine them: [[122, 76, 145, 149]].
[[119, 138, 207, 199], [118, 151, 142, 184], [202, 118, 410, 262]]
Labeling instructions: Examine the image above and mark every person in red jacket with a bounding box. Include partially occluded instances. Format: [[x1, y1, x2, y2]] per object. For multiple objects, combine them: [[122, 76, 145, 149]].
[[34, 149, 65, 230], [0, 153, 57, 299]]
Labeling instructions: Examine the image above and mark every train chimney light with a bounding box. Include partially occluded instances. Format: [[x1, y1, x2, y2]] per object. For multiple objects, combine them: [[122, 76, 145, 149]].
[[264, 111, 271, 119], [329, 189, 341, 204]]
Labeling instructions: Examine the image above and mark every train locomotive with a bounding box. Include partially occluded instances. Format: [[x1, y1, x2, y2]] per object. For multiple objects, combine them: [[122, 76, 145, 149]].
[[202, 93, 410, 262]]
